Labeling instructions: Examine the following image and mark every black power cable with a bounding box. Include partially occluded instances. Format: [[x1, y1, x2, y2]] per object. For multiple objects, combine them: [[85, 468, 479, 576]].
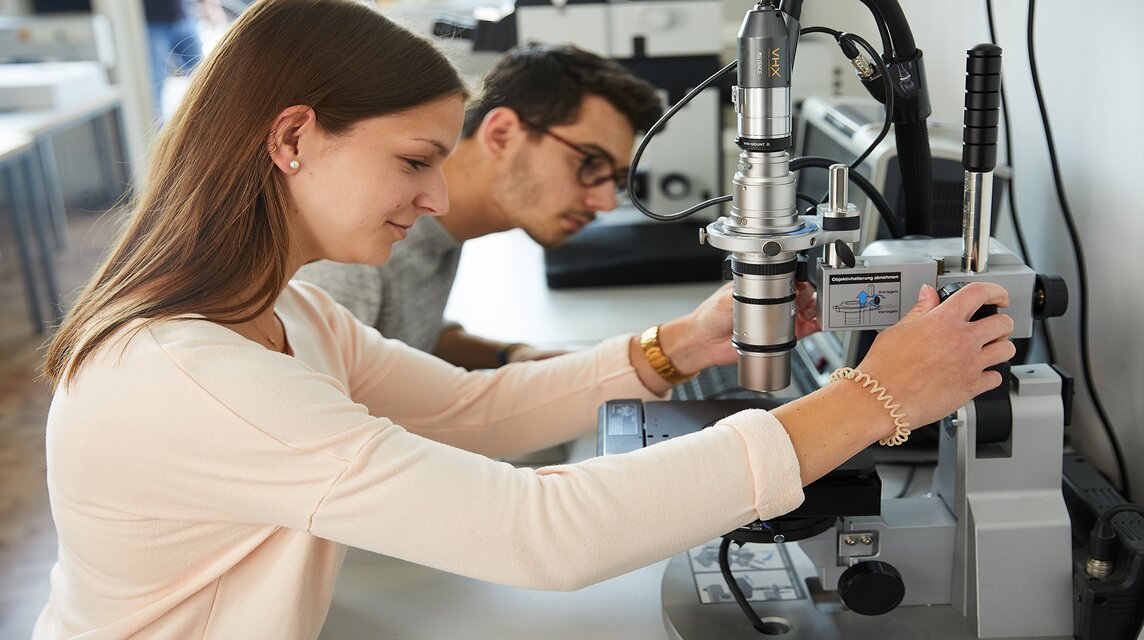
[[1025, 0, 1127, 496], [719, 537, 771, 633], [791, 156, 903, 238], [984, 0, 1055, 367], [799, 28, 894, 206]]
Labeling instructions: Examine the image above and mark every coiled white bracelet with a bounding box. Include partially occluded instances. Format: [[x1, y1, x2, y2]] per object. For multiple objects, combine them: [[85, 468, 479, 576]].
[[829, 367, 912, 446]]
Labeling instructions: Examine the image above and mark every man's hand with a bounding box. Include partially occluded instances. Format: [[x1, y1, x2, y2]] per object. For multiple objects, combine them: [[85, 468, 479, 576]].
[[434, 327, 570, 370], [794, 281, 821, 339]]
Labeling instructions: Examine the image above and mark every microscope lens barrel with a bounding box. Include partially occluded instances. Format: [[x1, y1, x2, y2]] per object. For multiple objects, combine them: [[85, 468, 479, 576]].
[[731, 256, 797, 391], [735, 6, 799, 152], [713, 2, 804, 392]]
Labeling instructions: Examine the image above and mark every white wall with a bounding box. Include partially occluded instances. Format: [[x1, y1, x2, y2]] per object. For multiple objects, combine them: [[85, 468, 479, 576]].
[[735, 0, 1142, 497]]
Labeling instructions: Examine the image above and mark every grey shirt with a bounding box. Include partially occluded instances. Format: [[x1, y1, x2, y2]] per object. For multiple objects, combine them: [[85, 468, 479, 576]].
[[294, 216, 463, 353]]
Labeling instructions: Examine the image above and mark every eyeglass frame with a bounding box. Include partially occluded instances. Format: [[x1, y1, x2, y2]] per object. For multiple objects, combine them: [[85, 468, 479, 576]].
[[519, 120, 630, 194]]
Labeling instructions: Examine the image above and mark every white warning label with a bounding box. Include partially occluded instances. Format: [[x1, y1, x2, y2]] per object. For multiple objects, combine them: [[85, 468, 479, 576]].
[[827, 272, 902, 328]]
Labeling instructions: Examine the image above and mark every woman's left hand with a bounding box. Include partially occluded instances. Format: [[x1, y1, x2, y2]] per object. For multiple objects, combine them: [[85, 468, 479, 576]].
[[657, 280, 821, 376]]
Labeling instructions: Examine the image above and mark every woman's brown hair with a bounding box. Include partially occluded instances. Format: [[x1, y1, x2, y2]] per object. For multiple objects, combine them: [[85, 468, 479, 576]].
[[44, 0, 464, 387]]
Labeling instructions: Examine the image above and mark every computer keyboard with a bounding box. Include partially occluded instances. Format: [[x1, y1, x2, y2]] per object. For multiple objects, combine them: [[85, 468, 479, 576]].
[[671, 363, 775, 401]]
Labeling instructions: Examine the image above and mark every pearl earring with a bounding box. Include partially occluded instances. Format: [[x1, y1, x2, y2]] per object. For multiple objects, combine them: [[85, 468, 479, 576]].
[[288, 159, 300, 170]]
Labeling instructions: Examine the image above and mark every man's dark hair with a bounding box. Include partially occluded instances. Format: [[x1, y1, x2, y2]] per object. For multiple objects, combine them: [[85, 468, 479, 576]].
[[462, 43, 664, 139]]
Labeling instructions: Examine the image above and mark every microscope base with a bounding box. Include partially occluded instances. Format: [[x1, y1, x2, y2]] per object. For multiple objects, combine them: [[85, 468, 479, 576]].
[[660, 546, 1072, 640]]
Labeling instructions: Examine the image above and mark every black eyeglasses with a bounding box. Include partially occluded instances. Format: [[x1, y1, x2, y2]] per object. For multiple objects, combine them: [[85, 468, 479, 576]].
[[524, 123, 629, 193]]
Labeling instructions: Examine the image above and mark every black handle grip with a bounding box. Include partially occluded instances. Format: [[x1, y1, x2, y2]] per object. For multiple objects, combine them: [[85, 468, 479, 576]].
[[963, 44, 1002, 172], [937, 281, 997, 320]]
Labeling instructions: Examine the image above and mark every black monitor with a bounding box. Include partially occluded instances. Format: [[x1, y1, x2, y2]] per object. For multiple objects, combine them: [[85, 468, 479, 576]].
[[31, 0, 93, 13]]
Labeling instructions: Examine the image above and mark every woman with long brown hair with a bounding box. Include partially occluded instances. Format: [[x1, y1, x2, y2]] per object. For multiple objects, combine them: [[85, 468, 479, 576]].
[[34, 0, 1015, 637]]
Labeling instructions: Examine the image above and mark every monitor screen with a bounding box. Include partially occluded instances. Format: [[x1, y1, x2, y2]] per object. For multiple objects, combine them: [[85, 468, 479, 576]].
[[31, 0, 93, 13]]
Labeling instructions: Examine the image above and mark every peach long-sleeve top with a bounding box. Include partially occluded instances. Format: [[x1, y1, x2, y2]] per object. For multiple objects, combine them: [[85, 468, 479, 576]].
[[34, 281, 803, 639]]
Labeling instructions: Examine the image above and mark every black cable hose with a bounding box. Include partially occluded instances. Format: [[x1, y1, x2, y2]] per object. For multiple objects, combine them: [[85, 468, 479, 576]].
[[791, 156, 904, 238], [856, 0, 895, 58], [854, 0, 932, 237], [719, 537, 771, 633], [860, 0, 917, 57], [893, 123, 933, 236], [1026, 0, 1127, 497]]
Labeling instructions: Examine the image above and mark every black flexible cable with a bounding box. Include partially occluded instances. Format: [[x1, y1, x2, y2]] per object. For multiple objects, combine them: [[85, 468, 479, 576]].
[[791, 156, 903, 238], [719, 537, 770, 633], [800, 25, 842, 39], [984, 0, 1030, 265], [984, 0, 1055, 367], [627, 61, 736, 221], [856, 0, 895, 58], [837, 32, 893, 172], [1088, 503, 1144, 568], [796, 192, 820, 210], [797, 28, 893, 198], [780, 0, 804, 20], [629, 27, 894, 225], [1026, 0, 1127, 497]]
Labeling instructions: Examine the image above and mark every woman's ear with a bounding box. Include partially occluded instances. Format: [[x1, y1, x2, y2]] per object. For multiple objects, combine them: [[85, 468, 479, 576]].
[[477, 106, 527, 160], [267, 105, 316, 174]]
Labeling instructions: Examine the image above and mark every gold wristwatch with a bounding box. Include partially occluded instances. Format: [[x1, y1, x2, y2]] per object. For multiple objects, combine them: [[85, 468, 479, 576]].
[[640, 325, 696, 386]]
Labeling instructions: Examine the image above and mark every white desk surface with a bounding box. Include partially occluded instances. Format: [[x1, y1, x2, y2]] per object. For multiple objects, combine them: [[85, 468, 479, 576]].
[[442, 227, 726, 349], [0, 130, 33, 163], [322, 226, 725, 639]]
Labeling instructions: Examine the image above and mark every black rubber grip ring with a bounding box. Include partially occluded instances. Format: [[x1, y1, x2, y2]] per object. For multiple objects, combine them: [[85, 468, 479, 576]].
[[731, 259, 797, 276]]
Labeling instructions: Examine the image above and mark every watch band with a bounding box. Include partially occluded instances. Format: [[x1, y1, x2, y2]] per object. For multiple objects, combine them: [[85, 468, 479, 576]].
[[640, 325, 696, 386], [496, 342, 526, 366]]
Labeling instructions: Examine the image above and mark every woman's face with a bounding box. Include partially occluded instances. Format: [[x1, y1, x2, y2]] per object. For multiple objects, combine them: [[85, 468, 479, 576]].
[[286, 93, 465, 269]]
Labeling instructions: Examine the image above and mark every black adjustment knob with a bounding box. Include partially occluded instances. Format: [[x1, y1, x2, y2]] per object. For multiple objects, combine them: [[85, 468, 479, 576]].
[[838, 560, 905, 616], [1034, 273, 1069, 319], [937, 281, 996, 320], [833, 239, 856, 268]]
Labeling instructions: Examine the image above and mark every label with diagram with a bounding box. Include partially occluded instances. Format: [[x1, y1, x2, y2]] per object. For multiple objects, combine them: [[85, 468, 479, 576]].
[[826, 272, 902, 328], [688, 541, 804, 604]]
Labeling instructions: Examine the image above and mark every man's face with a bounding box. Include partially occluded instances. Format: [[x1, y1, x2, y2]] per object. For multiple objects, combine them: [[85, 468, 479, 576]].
[[497, 95, 636, 248]]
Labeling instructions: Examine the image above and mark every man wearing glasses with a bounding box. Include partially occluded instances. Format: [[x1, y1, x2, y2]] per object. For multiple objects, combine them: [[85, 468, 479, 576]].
[[296, 43, 663, 370]]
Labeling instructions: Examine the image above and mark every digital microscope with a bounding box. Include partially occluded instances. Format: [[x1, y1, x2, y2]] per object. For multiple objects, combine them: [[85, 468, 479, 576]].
[[599, 1, 1086, 637]]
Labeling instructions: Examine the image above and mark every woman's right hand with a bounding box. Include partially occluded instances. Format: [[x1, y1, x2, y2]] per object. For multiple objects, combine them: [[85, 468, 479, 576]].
[[855, 282, 1016, 428]]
